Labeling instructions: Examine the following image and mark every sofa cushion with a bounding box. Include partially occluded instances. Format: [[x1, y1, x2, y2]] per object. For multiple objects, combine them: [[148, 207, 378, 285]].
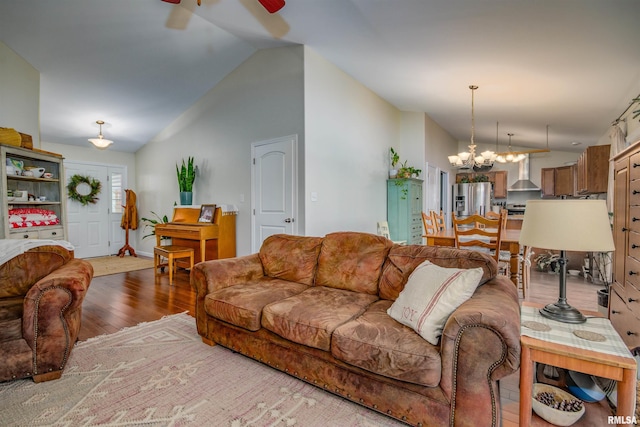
[[259, 234, 324, 286], [387, 260, 483, 345], [379, 244, 497, 301], [315, 232, 392, 294], [332, 300, 441, 387], [205, 278, 308, 331], [262, 286, 378, 351]]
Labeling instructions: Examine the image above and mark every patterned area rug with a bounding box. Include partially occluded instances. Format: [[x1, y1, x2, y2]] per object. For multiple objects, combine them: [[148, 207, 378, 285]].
[[0, 313, 405, 426], [86, 255, 154, 277]]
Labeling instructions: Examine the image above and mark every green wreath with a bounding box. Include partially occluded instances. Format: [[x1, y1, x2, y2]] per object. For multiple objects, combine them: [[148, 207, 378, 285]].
[[67, 174, 102, 206]]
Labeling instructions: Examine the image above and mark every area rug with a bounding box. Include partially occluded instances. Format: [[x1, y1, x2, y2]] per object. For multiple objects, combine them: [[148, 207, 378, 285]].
[[0, 313, 405, 427], [86, 255, 154, 277]]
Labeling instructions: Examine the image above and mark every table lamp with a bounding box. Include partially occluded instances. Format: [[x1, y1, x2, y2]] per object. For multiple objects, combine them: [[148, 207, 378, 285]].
[[519, 199, 615, 323]]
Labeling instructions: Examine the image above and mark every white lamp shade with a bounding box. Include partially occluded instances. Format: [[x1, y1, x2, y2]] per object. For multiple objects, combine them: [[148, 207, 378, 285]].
[[88, 136, 113, 148], [519, 200, 615, 252]]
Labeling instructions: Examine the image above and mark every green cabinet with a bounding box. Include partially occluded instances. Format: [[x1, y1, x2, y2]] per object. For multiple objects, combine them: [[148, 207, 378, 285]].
[[387, 178, 423, 245]]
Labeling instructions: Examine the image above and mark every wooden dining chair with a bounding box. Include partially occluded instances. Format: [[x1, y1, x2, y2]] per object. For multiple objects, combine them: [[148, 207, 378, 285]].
[[422, 211, 436, 238], [431, 210, 446, 231], [452, 212, 510, 277]]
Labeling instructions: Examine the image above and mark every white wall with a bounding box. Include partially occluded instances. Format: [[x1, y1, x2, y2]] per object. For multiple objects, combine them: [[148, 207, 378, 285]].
[[135, 46, 305, 257], [303, 47, 400, 236], [0, 41, 39, 146]]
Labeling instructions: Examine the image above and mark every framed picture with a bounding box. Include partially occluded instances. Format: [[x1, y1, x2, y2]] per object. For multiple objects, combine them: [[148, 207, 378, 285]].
[[198, 204, 216, 223]]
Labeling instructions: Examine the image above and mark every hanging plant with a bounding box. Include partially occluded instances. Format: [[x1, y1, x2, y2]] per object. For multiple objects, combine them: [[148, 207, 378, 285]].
[[67, 174, 102, 206]]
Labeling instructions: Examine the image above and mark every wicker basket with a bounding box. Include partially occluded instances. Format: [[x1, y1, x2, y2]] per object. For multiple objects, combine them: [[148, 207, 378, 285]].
[[0, 127, 21, 147]]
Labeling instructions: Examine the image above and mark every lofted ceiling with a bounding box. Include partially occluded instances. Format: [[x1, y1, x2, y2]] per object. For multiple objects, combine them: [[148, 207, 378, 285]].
[[1, 0, 639, 153]]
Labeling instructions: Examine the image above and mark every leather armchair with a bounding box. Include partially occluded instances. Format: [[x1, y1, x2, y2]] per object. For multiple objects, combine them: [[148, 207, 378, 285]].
[[0, 244, 93, 382]]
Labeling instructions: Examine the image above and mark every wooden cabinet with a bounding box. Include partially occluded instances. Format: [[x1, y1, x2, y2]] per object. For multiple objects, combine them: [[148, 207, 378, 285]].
[[387, 178, 423, 245], [576, 144, 610, 194], [611, 139, 640, 347], [1, 144, 67, 240], [455, 171, 508, 199], [541, 165, 575, 198]]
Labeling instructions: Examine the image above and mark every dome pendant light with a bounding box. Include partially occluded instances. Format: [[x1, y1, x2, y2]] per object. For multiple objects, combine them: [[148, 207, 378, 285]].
[[88, 120, 113, 149]]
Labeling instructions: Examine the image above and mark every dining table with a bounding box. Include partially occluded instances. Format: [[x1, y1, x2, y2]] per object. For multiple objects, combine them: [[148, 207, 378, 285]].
[[425, 228, 522, 287]]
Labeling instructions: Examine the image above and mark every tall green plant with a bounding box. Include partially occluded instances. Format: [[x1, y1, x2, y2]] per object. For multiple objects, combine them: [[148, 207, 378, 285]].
[[176, 157, 196, 192]]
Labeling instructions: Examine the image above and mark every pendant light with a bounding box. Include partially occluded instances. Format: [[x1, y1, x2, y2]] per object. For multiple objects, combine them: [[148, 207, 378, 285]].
[[88, 120, 113, 149]]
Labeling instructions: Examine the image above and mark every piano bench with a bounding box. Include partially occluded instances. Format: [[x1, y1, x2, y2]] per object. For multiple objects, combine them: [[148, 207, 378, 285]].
[[154, 245, 194, 285]]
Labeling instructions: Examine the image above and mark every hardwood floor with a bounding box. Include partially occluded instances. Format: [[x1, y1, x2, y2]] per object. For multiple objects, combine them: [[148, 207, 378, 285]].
[[77, 262, 610, 425]]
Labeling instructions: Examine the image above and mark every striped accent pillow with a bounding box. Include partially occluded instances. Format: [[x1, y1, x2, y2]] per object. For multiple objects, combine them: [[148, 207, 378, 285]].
[[387, 260, 483, 345]]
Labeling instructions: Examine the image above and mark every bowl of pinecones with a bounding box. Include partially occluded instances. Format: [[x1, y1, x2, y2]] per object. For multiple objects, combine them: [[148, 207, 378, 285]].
[[532, 383, 585, 426]]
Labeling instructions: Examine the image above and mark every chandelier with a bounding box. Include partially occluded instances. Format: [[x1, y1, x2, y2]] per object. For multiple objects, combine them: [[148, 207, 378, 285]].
[[448, 85, 496, 172], [88, 120, 113, 149]]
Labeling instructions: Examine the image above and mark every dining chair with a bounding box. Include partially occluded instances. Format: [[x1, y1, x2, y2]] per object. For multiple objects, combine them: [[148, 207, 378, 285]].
[[452, 212, 510, 277], [377, 221, 406, 245], [431, 210, 446, 231], [422, 212, 436, 237]]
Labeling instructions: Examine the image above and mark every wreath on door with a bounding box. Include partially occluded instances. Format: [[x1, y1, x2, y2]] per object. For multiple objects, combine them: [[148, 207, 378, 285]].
[[67, 174, 102, 206]]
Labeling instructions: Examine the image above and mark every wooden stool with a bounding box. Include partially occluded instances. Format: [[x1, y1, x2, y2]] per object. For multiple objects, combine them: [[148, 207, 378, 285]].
[[153, 245, 194, 285]]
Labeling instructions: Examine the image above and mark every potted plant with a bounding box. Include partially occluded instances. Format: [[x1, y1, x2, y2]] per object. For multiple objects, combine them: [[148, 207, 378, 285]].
[[176, 157, 196, 205], [389, 147, 400, 178], [140, 211, 169, 240]]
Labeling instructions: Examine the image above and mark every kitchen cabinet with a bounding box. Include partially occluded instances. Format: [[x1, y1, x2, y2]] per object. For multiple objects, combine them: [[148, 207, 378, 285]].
[[1, 144, 67, 240], [576, 144, 610, 195], [541, 165, 575, 198], [455, 170, 508, 199], [387, 178, 423, 245], [611, 139, 640, 347]]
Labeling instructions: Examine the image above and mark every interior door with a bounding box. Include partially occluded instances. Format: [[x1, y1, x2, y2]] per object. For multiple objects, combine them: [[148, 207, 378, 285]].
[[65, 162, 110, 258], [251, 135, 298, 252]]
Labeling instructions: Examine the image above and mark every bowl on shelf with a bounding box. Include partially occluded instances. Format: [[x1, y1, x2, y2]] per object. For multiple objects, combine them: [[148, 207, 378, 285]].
[[568, 269, 580, 276], [24, 167, 45, 178], [532, 383, 585, 426], [566, 370, 605, 403]]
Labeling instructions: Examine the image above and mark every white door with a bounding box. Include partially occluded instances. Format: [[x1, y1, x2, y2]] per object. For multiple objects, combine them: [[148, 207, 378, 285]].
[[66, 162, 125, 258], [251, 135, 298, 252], [424, 163, 439, 214]]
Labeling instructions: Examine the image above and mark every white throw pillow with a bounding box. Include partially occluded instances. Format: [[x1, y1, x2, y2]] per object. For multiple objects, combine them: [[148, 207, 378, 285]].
[[387, 260, 483, 345]]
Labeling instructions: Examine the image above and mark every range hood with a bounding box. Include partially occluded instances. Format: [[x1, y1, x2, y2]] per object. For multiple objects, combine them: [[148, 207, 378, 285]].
[[508, 154, 541, 192]]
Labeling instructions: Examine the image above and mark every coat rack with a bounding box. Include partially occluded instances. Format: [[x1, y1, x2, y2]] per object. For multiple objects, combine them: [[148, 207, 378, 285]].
[[118, 189, 138, 257]]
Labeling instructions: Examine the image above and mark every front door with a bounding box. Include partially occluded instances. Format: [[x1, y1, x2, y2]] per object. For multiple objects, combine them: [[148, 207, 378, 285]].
[[251, 135, 298, 252], [65, 162, 126, 258]]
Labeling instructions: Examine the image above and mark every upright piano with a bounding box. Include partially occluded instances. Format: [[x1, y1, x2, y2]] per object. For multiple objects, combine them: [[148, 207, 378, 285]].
[[155, 206, 236, 265]]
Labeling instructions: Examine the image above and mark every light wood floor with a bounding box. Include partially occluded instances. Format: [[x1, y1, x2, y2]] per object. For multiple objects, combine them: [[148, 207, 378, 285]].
[[78, 261, 611, 425]]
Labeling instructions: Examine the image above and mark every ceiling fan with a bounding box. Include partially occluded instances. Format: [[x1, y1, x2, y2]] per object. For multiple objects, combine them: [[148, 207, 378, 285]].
[[161, 0, 286, 13]]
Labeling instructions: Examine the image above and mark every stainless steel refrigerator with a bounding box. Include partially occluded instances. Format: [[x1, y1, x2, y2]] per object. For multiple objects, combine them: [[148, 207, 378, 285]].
[[453, 182, 492, 218]]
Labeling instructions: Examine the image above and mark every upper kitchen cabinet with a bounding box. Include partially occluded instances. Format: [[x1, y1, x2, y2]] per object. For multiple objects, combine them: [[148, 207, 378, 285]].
[[541, 165, 575, 198], [576, 144, 610, 195]]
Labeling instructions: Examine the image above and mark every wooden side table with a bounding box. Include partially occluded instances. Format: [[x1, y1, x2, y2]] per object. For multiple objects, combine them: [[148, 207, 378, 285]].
[[520, 301, 637, 426]]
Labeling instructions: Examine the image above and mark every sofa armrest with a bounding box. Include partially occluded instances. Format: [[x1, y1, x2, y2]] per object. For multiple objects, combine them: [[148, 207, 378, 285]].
[[22, 258, 93, 375], [439, 275, 520, 424], [191, 254, 265, 337]]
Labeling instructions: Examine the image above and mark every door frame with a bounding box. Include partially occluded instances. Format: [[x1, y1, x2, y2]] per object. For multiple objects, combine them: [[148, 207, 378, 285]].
[[250, 135, 299, 253]]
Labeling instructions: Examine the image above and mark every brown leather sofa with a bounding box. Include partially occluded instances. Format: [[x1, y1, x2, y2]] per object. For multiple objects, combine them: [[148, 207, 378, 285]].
[[0, 244, 93, 382], [192, 232, 520, 426]]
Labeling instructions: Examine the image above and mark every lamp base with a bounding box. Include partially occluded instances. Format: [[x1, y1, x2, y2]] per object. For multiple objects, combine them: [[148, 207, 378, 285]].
[[539, 302, 586, 324]]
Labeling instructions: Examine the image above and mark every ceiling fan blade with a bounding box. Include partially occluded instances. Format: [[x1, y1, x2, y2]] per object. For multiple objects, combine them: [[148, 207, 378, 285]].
[[258, 0, 285, 13], [162, 0, 182, 3]]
